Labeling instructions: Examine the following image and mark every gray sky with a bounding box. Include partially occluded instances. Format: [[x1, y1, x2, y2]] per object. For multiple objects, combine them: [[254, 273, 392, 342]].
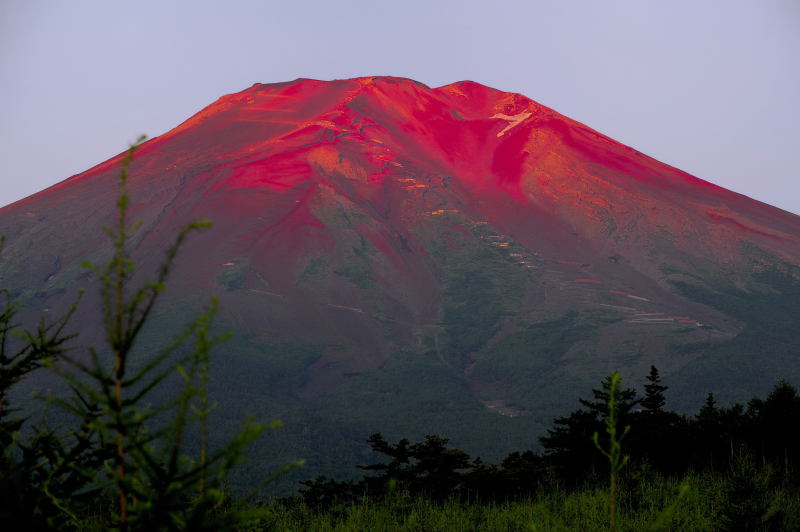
[[1, 0, 798, 213]]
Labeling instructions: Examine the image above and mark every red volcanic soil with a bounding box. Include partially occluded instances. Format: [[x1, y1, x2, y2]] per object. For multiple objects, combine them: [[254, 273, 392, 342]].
[[11, 76, 799, 254], [2, 76, 800, 389]]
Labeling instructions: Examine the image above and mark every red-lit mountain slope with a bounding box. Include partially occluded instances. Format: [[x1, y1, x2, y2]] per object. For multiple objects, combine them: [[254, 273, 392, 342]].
[[3, 77, 800, 468]]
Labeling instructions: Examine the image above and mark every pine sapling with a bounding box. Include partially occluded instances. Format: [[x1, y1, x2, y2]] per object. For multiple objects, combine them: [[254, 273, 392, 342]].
[[592, 371, 630, 532]]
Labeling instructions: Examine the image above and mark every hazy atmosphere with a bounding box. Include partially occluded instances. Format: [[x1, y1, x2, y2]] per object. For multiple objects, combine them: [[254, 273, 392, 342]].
[[1, 0, 798, 213]]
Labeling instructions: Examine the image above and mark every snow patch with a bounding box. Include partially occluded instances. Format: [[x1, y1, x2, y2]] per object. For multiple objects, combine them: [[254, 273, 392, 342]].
[[491, 112, 532, 137]]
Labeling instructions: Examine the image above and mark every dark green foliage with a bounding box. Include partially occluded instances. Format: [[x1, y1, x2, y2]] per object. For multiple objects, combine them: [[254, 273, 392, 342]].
[[539, 409, 602, 484], [0, 138, 283, 529], [632, 367, 687, 474], [578, 372, 639, 418], [719, 448, 779, 532], [298, 432, 546, 507], [470, 311, 597, 409], [264, 472, 800, 531], [745, 380, 800, 473], [494, 451, 546, 499], [0, 233, 97, 529], [314, 348, 543, 468], [641, 365, 667, 414], [539, 371, 639, 484], [668, 263, 800, 410], [215, 259, 248, 291], [293, 371, 800, 530], [433, 222, 533, 368], [333, 260, 373, 289], [296, 256, 328, 284], [591, 372, 630, 532], [442, 263, 508, 357], [361, 433, 472, 501]]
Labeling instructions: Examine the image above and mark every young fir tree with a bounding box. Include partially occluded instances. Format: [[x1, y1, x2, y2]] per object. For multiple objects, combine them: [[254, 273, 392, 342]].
[[2, 137, 298, 529], [592, 372, 630, 532], [54, 136, 287, 529], [0, 238, 95, 529]]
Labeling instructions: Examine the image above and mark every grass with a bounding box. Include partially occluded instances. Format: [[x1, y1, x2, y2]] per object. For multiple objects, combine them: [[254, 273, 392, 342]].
[[252, 473, 726, 531]]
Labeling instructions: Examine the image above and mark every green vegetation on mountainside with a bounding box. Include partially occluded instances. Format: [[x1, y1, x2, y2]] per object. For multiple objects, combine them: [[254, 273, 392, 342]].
[[420, 216, 536, 369], [469, 311, 614, 410], [665, 245, 800, 408]]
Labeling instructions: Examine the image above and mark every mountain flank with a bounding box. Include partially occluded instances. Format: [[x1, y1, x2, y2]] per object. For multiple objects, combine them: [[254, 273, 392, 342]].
[[2, 76, 799, 489]]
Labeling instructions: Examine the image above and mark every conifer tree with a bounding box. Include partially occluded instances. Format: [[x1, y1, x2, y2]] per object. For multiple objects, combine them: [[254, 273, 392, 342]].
[[697, 392, 717, 423], [540, 374, 638, 484], [641, 365, 667, 415], [630, 365, 689, 473], [579, 373, 639, 419], [50, 136, 280, 529], [0, 137, 295, 529], [0, 238, 92, 529]]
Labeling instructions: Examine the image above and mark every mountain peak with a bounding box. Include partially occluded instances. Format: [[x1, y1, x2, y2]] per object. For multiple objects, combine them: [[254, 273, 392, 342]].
[[7, 76, 798, 258]]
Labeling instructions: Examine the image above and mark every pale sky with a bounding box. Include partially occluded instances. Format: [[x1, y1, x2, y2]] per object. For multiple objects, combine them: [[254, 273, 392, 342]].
[[1, 0, 798, 213]]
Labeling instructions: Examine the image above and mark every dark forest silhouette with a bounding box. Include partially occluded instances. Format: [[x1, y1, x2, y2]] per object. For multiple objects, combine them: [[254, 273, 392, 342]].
[[295, 368, 800, 526]]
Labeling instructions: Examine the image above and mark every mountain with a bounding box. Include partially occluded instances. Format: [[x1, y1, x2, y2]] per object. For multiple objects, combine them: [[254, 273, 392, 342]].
[[2, 76, 800, 489]]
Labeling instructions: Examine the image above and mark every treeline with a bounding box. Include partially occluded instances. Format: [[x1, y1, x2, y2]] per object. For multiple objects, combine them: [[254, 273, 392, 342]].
[[295, 367, 800, 507]]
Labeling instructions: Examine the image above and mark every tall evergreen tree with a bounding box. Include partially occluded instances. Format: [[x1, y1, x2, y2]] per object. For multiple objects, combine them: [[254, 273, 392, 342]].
[[691, 392, 747, 471], [641, 365, 667, 415], [697, 392, 718, 424], [358, 433, 413, 489], [747, 380, 800, 474], [356, 433, 472, 500], [541, 374, 639, 484], [629, 366, 689, 473], [579, 373, 640, 418]]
